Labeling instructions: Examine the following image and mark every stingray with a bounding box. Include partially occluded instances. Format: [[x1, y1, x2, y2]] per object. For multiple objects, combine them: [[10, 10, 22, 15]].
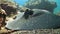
[[5, 9, 60, 30]]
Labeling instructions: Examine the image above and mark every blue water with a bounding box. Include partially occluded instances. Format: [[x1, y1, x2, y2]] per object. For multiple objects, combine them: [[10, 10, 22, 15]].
[[54, 0, 60, 14], [14, 0, 28, 5]]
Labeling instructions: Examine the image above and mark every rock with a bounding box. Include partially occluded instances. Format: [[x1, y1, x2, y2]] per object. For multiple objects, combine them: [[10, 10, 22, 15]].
[[25, 0, 57, 13]]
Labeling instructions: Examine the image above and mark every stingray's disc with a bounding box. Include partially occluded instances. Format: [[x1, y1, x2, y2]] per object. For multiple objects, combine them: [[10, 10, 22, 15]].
[[5, 9, 60, 30]]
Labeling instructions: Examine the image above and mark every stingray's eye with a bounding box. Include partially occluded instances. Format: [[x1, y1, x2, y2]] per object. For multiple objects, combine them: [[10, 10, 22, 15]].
[[29, 10, 34, 15]]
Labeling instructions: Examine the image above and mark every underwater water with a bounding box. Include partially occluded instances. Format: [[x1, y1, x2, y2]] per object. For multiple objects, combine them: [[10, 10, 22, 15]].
[[14, 0, 28, 5], [0, 0, 60, 34], [54, 0, 60, 14]]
